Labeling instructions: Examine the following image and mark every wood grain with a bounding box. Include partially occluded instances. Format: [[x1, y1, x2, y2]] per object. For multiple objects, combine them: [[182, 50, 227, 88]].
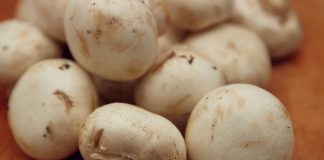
[[1, 0, 324, 159]]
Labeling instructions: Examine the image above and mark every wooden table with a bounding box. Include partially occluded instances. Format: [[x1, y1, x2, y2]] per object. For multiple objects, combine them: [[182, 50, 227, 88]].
[[1, 0, 324, 159]]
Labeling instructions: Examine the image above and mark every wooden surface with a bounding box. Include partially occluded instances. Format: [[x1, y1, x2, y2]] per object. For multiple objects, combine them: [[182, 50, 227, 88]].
[[1, 0, 324, 159]]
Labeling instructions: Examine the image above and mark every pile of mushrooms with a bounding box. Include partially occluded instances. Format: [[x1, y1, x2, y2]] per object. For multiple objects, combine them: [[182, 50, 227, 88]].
[[0, 0, 301, 159]]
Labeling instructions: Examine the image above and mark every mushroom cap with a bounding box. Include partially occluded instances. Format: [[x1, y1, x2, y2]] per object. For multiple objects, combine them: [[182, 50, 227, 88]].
[[135, 45, 225, 130], [232, 0, 302, 58], [8, 59, 98, 160], [186, 84, 294, 160], [0, 19, 61, 84], [79, 103, 186, 160], [65, 0, 158, 81], [16, 0, 68, 42], [163, 0, 232, 30], [185, 24, 271, 87]]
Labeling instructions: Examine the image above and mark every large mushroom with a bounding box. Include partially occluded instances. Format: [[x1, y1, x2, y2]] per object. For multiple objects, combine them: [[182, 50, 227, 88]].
[[64, 0, 158, 81], [8, 59, 98, 159], [186, 84, 294, 160], [79, 103, 186, 160], [135, 45, 225, 130]]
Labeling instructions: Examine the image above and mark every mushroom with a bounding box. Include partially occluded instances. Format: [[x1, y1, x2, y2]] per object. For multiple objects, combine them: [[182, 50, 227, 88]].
[[158, 26, 187, 55], [135, 45, 225, 131], [93, 75, 137, 104], [8, 59, 98, 160], [64, 0, 158, 81], [143, 0, 169, 35], [185, 24, 271, 87], [16, 0, 68, 42], [0, 19, 61, 85], [163, 0, 232, 30], [231, 0, 302, 58], [186, 84, 294, 160], [79, 103, 186, 160]]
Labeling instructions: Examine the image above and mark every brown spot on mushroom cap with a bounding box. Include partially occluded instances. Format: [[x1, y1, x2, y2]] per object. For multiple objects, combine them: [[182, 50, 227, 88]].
[[58, 63, 70, 71], [227, 42, 238, 50], [53, 90, 74, 113], [238, 98, 246, 107], [179, 54, 194, 65], [242, 140, 264, 149], [267, 111, 275, 123], [91, 128, 104, 148], [126, 66, 141, 77], [281, 105, 289, 118], [75, 29, 90, 58], [93, 28, 102, 40], [2, 45, 8, 51], [42, 123, 54, 141]]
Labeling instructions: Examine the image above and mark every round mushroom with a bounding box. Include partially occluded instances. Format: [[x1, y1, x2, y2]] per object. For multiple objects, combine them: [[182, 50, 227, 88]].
[[9, 59, 98, 160], [186, 84, 294, 160], [163, 0, 232, 30], [231, 0, 302, 58], [79, 103, 186, 160], [64, 0, 158, 81], [0, 19, 61, 85], [185, 24, 271, 87], [16, 0, 68, 42], [135, 45, 225, 130]]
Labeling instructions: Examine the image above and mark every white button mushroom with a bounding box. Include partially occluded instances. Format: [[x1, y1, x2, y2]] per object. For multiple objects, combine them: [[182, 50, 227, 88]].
[[16, 0, 68, 42], [163, 0, 232, 31], [231, 0, 302, 58], [9, 59, 98, 160], [0, 19, 61, 85], [65, 0, 158, 81], [185, 24, 271, 87], [186, 84, 294, 160], [135, 46, 225, 130], [79, 103, 187, 160]]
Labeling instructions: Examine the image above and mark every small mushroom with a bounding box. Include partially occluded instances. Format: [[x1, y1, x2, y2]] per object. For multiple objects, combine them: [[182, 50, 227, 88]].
[[135, 45, 225, 131], [16, 0, 68, 42], [231, 0, 302, 58], [9, 59, 98, 159], [64, 0, 158, 81], [79, 103, 186, 160], [185, 24, 271, 87], [186, 84, 294, 160], [0, 19, 61, 85], [163, 0, 232, 30]]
